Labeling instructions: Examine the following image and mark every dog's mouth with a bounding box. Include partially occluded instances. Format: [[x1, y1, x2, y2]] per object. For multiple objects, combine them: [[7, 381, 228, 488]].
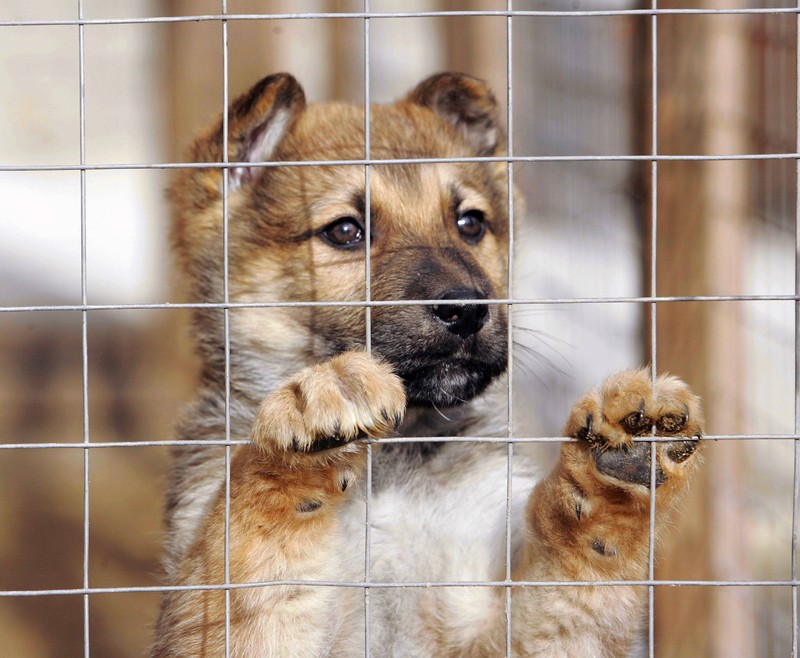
[[382, 342, 507, 407], [369, 301, 508, 408]]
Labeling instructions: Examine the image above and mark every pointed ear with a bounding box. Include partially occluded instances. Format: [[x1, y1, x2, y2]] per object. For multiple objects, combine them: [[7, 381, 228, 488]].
[[191, 72, 306, 190], [406, 73, 501, 156], [169, 74, 305, 279]]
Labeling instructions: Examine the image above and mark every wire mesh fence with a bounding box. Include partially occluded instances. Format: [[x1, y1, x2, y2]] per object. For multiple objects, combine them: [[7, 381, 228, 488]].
[[0, 1, 798, 656]]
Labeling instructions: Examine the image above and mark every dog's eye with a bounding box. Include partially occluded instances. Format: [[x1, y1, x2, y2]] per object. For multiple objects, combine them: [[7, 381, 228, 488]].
[[456, 210, 486, 243], [320, 217, 365, 248]]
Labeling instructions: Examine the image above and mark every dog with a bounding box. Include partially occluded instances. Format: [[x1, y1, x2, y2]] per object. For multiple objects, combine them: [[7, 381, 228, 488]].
[[151, 72, 704, 657]]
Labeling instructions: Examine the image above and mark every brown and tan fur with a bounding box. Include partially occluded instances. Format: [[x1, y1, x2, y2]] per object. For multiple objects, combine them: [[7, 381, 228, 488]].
[[152, 73, 704, 657]]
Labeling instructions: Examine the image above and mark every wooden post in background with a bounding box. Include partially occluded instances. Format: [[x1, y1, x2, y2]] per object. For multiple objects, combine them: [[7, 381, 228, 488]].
[[647, 3, 755, 656]]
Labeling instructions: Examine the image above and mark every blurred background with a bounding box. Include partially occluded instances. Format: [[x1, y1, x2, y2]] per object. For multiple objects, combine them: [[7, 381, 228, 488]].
[[0, 1, 796, 656]]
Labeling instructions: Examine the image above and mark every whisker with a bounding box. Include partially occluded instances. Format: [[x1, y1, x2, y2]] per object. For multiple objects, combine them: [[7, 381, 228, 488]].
[[439, 384, 468, 405], [513, 339, 573, 382], [512, 326, 573, 373], [510, 351, 538, 383], [512, 325, 573, 349], [512, 306, 567, 318], [512, 343, 549, 388], [431, 400, 452, 422]]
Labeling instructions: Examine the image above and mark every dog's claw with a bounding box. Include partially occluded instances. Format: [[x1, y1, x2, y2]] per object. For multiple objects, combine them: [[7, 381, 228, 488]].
[[577, 414, 600, 443], [301, 434, 352, 453]]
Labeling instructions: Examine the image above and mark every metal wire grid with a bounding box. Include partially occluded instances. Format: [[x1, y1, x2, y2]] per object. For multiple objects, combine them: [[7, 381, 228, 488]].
[[648, 4, 659, 651], [0, 3, 799, 658], [78, 3, 89, 655], [363, 2, 374, 649], [3, 6, 800, 26], [221, 3, 233, 652], [794, 3, 800, 656], [504, 4, 515, 654]]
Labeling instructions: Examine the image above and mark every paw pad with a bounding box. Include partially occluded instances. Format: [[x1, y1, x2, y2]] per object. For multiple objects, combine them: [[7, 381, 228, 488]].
[[619, 403, 652, 435], [565, 369, 703, 489], [295, 500, 323, 513], [665, 438, 699, 464], [591, 539, 616, 557], [594, 443, 666, 488], [656, 411, 688, 434]]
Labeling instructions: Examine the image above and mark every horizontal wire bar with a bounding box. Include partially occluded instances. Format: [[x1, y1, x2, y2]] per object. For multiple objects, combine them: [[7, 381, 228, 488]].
[[0, 434, 789, 450], [1, 293, 797, 314], [2, 578, 799, 599], [1, 152, 799, 173], [1, 7, 800, 28]]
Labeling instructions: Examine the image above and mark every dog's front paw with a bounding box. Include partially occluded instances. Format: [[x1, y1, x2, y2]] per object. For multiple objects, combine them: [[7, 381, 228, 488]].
[[253, 351, 406, 455], [563, 369, 704, 490]]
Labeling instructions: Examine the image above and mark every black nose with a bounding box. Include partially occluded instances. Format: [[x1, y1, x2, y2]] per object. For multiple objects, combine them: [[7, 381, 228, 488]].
[[431, 288, 489, 337]]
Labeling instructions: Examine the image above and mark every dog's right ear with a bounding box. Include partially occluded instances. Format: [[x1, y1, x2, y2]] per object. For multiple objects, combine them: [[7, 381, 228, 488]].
[[169, 74, 305, 279], [187, 73, 306, 194], [224, 73, 306, 188]]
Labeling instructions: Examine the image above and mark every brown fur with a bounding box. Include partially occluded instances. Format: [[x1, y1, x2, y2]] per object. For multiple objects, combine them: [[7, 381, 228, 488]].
[[511, 369, 703, 656], [152, 73, 703, 657]]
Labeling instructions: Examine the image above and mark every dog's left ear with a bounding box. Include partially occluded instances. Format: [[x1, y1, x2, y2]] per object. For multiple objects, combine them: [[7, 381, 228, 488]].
[[406, 73, 501, 155]]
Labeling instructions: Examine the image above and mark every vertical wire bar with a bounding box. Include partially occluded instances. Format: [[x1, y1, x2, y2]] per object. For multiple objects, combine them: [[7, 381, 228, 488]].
[[792, 2, 800, 654], [504, 2, 514, 656], [648, 2, 659, 657], [78, 1, 90, 655], [363, 2, 373, 655], [220, 3, 232, 657], [78, 3, 91, 656]]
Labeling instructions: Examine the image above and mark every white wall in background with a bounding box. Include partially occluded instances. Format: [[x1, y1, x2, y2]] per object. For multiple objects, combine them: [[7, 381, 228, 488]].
[[0, 0, 169, 307]]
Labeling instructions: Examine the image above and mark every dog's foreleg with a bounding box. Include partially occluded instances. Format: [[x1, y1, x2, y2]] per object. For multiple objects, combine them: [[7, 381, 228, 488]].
[[507, 369, 703, 657], [152, 352, 405, 657]]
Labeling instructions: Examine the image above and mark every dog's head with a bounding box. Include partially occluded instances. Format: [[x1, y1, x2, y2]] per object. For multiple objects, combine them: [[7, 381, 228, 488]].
[[170, 72, 513, 407]]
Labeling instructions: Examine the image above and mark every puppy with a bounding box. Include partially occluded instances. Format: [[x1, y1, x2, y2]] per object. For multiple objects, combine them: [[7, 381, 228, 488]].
[[152, 72, 703, 657]]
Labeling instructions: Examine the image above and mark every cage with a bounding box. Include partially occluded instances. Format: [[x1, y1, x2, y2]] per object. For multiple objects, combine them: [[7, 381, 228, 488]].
[[0, 1, 797, 656]]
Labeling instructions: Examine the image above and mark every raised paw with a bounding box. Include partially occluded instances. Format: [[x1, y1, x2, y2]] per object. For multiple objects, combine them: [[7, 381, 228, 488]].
[[563, 368, 704, 489], [252, 351, 406, 456]]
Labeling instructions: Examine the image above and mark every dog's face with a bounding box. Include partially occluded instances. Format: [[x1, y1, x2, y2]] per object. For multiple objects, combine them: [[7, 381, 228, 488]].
[[170, 73, 511, 407]]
